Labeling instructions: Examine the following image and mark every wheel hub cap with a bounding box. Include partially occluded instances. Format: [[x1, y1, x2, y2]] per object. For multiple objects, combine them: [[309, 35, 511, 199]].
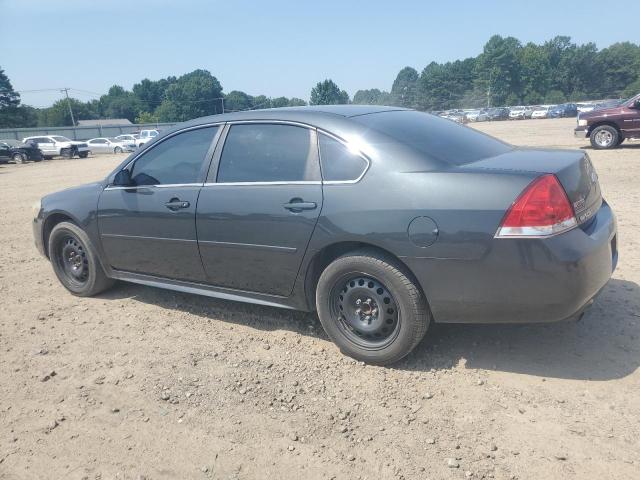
[[333, 276, 400, 347]]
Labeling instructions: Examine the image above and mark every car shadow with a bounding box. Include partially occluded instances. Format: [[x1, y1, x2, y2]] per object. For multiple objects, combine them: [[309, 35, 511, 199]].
[[98, 277, 640, 381]]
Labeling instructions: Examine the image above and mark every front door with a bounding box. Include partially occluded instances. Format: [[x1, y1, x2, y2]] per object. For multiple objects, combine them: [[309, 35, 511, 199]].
[[196, 123, 322, 296], [97, 125, 220, 281]]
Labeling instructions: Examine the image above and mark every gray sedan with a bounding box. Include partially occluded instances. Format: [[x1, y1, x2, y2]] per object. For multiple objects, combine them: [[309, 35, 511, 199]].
[[32, 106, 617, 365], [86, 137, 136, 154]]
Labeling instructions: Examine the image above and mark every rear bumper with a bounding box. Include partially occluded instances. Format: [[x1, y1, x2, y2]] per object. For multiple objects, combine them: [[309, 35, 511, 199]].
[[404, 201, 617, 324], [574, 127, 588, 138]]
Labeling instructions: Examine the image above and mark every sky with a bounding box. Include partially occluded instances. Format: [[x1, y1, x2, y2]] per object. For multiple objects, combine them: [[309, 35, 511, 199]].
[[1, 0, 639, 107]]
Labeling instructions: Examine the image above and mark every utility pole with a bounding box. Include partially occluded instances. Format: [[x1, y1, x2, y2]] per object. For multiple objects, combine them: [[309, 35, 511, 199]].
[[221, 97, 225, 114], [60, 88, 76, 126]]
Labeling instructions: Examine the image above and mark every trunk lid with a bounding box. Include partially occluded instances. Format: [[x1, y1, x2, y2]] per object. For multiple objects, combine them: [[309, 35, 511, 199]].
[[462, 148, 602, 225]]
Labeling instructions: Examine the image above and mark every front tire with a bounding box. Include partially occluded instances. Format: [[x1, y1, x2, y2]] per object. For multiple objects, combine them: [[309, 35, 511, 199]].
[[316, 250, 430, 365], [12, 153, 25, 164], [79, 152, 88, 158], [590, 125, 619, 149], [48, 222, 114, 296], [114, 147, 122, 154]]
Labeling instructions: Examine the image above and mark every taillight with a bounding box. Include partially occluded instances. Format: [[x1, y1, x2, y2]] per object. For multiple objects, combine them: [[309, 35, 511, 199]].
[[496, 174, 577, 238]]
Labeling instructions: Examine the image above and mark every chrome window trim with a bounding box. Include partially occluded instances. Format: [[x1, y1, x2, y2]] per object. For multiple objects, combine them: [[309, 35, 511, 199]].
[[202, 181, 321, 187], [316, 130, 371, 185], [121, 122, 225, 172], [212, 121, 321, 185], [104, 183, 203, 191]]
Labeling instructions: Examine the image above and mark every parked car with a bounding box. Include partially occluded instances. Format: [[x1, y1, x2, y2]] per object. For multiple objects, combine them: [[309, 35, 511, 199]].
[[574, 93, 640, 149], [136, 129, 159, 147], [508, 106, 527, 120], [23, 135, 90, 159], [465, 110, 482, 122], [115, 134, 140, 144], [486, 107, 509, 121], [531, 106, 552, 119], [32, 106, 617, 365], [86, 137, 136, 154], [549, 103, 578, 118], [523, 106, 536, 119], [0, 139, 43, 164], [577, 103, 597, 114]]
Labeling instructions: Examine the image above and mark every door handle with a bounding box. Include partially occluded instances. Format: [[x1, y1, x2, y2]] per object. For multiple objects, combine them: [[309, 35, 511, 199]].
[[164, 198, 190, 211], [283, 198, 317, 212]]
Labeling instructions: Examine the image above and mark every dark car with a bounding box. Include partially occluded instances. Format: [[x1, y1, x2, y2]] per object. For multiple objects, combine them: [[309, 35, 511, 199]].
[[549, 103, 578, 118], [575, 93, 640, 149], [0, 139, 43, 163], [486, 107, 510, 121], [32, 106, 617, 365]]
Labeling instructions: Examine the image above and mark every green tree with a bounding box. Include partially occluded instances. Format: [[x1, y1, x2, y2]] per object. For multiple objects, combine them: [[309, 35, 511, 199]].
[[135, 111, 159, 124], [98, 85, 142, 122], [0, 67, 35, 128], [132, 77, 177, 113], [224, 90, 253, 111], [352, 88, 391, 105], [310, 79, 349, 105], [37, 98, 98, 127], [391, 67, 419, 108], [622, 78, 640, 98], [155, 70, 223, 122], [287, 97, 307, 106], [544, 90, 566, 104], [418, 58, 476, 110], [597, 42, 640, 97], [475, 35, 523, 106]]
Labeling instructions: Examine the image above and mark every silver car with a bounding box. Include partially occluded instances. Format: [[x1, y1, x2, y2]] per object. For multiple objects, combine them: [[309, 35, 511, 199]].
[[86, 137, 136, 154]]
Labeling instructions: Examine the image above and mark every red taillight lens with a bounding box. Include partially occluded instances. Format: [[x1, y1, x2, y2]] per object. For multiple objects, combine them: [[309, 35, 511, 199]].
[[496, 174, 577, 237]]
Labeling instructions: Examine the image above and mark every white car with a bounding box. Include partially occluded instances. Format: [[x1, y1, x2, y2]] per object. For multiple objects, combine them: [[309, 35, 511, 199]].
[[531, 106, 551, 119], [577, 103, 597, 113], [86, 137, 136, 154], [115, 134, 140, 144], [23, 135, 90, 159], [136, 129, 159, 147], [508, 106, 527, 119]]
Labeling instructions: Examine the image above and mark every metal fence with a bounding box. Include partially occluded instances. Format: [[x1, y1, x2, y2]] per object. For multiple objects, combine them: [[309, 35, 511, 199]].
[[0, 122, 178, 141]]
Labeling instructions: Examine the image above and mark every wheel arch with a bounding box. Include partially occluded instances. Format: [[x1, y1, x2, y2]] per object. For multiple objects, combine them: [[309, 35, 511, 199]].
[[303, 241, 428, 312], [42, 212, 78, 258], [588, 121, 623, 138]]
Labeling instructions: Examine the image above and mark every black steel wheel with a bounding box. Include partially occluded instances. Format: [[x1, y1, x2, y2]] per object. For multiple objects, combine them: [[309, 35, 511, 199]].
[[330, 275, 401, 349], [54, 234, 90, 288], [316, 249, 430, 365], [48, 221, 114, 296]]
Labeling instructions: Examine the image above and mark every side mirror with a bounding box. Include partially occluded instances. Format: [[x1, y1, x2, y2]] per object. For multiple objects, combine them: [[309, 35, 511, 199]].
[[113, 169, 132, 186]]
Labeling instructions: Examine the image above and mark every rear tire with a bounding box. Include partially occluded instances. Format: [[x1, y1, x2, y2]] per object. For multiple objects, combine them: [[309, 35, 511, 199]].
[[12, 153, 25, 164], [114, 147, 122, 154], [316, 250, 430, 365], [590, 125, 619, 149], [79, 152, 88, 158], [48, 221, 114, 297]]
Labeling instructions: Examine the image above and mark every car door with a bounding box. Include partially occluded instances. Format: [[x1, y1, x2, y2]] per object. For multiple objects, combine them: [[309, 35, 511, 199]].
[[88, 139, 106, 153], [0, 142, 11, 161], [196, 122, 323, 296], [34, 137, 56, 156], [97, 125, 221, 281]]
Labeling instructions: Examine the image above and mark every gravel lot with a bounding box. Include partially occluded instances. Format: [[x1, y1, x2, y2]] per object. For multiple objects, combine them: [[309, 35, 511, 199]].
[[1, 118, 639, 480]]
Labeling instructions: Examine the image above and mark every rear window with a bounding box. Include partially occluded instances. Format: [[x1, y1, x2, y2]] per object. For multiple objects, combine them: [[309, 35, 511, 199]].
[[353, 110, 511, 165]]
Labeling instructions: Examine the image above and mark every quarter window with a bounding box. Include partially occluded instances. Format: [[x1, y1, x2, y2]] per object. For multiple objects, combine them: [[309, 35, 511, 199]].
[[130, 126, 218, 186], [318, 133, 368, 182], [217, 124, 319, 183]]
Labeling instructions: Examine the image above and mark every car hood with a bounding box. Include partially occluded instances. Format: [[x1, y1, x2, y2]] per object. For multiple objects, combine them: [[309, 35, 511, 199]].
[[579, 106, 624, 119]]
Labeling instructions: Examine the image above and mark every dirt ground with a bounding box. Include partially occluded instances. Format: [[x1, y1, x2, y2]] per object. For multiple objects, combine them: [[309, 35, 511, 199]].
[[0, 118, 638, 480]]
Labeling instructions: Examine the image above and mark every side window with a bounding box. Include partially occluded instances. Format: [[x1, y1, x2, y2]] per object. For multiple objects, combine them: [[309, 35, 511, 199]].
[[130, 126, 218, 186], [217, 124, 319, 183], [318, 133, 368, 182]]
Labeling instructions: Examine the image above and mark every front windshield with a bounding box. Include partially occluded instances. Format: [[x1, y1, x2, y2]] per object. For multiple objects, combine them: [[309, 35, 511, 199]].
[[52, 136, 71, 142]]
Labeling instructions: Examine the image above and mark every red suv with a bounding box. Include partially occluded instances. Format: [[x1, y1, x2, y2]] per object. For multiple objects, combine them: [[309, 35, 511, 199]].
[[574, 93, 640, 149]]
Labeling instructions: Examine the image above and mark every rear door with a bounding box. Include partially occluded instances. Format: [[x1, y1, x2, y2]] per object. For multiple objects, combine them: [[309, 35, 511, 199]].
[[97, 125, 221, 281], [196, 122, 323, 296]]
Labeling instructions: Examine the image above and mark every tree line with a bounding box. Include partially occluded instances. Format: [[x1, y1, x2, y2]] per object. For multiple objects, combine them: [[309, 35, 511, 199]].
[[1, 35, 639, 128]]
